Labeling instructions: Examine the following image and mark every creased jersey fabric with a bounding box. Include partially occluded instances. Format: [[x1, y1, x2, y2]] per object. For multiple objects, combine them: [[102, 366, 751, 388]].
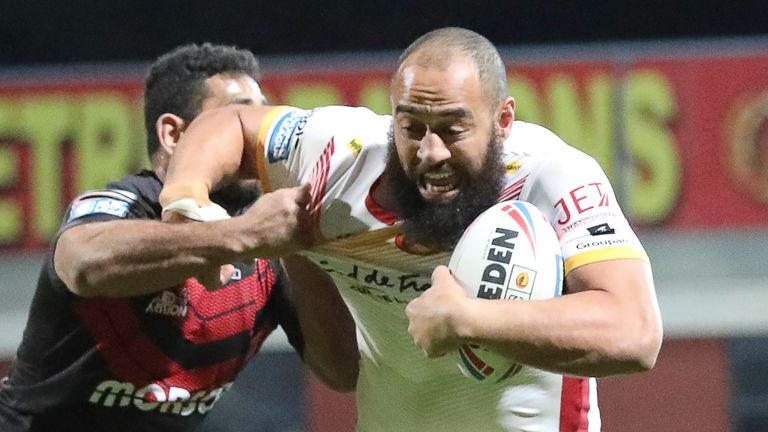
[[0, 171, 299, 432], [255, 106, 647, 431]]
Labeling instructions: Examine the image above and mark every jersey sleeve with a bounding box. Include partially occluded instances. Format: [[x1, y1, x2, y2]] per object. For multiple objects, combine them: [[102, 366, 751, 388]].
[[59, 188, 150, 232], [254, 105, 391, 238], [523, 152, 648, 274], [255, 105, 390, 191], [47, 187, 154, 294]]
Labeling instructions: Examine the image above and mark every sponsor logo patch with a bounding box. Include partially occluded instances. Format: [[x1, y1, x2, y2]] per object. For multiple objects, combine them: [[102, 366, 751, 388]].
[[230, 268, 242, 281], [69, 197, 130, 220], [505, 161, 522, 173], [347, 138, 364, 156], [145, 290, 188, 317], [576, 238, 630, 250], [505, 265, 537, 300], [554, 182, 610, 225], [587, 223, 616, 236], [267, 110, 307, 163], [559, 211, 617, 233], [88, 379, 232, 416], [515, 272, 530, 289]]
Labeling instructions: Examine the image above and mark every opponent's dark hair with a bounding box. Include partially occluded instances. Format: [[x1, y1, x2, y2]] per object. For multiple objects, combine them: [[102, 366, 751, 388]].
[[143, 43, 260, 159], [394, 27, 507, 107]]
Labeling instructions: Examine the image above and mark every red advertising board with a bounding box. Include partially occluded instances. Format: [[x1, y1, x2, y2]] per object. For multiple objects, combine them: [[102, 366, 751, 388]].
[[1, 47, 768, 250], [632, 55, 768, 228], [0, 79, 147, 249]]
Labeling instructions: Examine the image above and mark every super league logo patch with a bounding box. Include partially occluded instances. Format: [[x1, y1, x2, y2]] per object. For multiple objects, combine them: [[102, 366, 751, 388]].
[[68, 197, 130, 221], [587, 223, 615, 236], [268, 110, 308, 163]]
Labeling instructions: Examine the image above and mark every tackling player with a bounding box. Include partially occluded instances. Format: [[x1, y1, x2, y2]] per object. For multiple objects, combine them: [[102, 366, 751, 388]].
[[0, 43, 357, 432], [159, 29, 662, 431]]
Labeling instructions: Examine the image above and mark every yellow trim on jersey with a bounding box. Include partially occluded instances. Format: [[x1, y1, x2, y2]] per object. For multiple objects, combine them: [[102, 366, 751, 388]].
[[255, 106, 292, 193], [564, 246, 649, 274]]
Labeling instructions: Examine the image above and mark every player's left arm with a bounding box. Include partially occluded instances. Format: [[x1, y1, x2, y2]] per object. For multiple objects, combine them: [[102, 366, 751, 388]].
[[442, 257, 661, 377], [279, 255, 359, 392], [407, 156, 662, 377]]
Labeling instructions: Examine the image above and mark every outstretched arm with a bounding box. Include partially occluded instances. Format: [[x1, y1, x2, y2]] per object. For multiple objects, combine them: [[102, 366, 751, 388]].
[[406, 258, 663, 377], [55, 218, 243, 297], [55, 185, 313, 298]]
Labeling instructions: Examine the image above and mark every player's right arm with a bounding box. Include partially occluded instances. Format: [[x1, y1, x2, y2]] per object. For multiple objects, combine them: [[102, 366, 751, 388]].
[[159, 105, 273, 211], [55, 184, 312, 298], [160, 104, 390, 238]]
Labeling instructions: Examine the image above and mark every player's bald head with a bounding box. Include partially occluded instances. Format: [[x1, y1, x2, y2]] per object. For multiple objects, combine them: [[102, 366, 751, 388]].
[[394, 27, 508, 108]]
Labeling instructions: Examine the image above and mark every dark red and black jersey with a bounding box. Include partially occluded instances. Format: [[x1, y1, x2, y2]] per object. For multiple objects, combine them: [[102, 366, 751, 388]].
[[0, 171, 303, 432]]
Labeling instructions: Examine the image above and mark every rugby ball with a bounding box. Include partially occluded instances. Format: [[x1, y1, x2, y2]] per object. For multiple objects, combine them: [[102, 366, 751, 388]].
[[449, 200, 564, 382]]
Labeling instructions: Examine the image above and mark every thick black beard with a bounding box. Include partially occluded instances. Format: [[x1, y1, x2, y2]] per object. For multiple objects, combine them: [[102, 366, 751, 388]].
[[384, 132, 506, 250]]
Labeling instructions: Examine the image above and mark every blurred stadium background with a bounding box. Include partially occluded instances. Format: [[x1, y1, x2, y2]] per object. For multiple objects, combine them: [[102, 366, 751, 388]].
[[1, 1, 767, 431]]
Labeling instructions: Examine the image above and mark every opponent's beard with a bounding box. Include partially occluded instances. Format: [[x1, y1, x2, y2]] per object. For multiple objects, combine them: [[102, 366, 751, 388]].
[[384, 132, 506, 250]]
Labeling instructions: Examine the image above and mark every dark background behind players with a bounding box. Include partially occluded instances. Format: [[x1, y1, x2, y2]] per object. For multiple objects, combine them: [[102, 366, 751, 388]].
[[0, 0, 767, 64]]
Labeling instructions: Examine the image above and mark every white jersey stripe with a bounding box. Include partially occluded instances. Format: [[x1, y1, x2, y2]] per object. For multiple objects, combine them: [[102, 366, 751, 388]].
[[587, 378, 601, 432]]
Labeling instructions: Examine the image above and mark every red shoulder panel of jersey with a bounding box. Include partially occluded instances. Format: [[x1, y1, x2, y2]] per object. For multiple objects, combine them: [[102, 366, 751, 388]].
[[72, 261, 278, 390]]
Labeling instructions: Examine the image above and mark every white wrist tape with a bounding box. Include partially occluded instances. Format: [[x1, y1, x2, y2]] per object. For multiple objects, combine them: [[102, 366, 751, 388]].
[[162, 198, 231, 222]]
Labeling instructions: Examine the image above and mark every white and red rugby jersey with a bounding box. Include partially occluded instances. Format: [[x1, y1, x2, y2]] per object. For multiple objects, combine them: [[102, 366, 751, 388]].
[[255, 105, 648, 432]]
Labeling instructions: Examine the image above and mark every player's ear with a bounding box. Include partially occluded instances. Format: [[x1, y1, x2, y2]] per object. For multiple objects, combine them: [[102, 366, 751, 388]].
[[498, 97, 515, 139], [156, 113, 188, 156]]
